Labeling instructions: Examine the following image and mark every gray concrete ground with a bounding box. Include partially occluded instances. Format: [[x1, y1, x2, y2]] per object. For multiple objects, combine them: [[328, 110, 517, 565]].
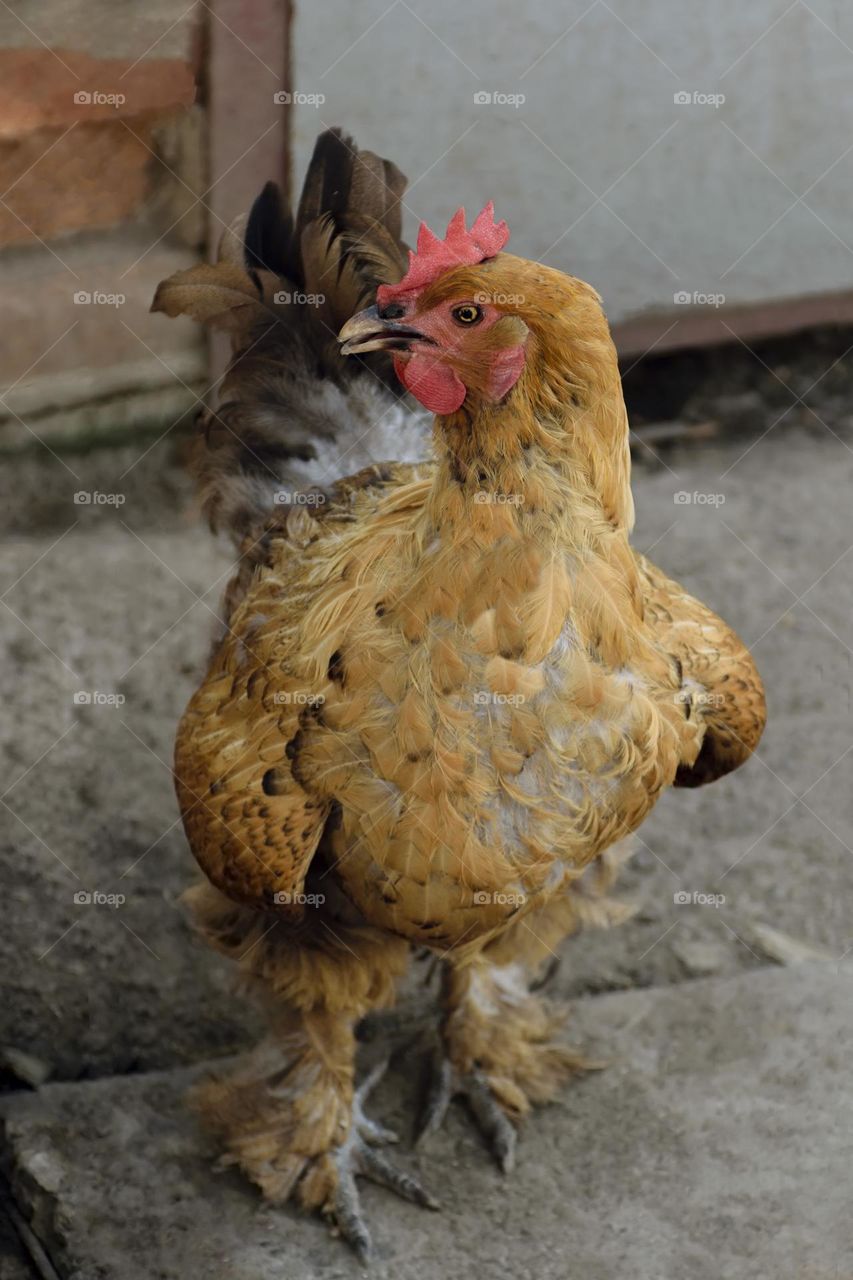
[[3, 966, 851, 1280], [1, 331, 852, 1276]]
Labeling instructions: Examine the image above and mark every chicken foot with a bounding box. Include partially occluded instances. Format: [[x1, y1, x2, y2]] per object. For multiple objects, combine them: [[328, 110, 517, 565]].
[[191, 1007, 437, 1259], [331, 1059, 439, 1260], [182, 882, 440, 1260], [416, 953, 590, 1170]]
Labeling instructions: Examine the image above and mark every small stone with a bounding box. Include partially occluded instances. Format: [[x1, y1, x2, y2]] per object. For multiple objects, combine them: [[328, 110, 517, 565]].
[[670, 936, 730, 976], [0, 1048, 51, 1089]]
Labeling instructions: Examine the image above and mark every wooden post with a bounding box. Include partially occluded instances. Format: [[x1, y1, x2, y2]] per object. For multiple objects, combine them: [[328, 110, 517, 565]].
[[206, 0, 292, 380]]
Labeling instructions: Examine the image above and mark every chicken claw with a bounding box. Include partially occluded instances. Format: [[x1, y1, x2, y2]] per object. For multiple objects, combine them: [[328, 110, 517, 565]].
[[416, 1049, 518, 1173], [333, 1061, 440, 1261]]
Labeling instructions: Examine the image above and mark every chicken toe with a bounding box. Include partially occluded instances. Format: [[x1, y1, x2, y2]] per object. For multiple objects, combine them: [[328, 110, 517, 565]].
[[415, 956, 593, 1169], [417, 1049, 518, 1172], [331, 1062, 440, 1261]]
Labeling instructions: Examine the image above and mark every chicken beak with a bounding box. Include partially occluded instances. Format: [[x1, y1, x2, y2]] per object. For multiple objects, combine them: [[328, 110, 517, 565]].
[[338, 305, 426, 356]]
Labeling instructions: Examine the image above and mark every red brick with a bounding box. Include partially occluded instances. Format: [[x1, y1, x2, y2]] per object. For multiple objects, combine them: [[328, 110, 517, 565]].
[[0, 121, 154, 246], [0, 47, 196, 140]]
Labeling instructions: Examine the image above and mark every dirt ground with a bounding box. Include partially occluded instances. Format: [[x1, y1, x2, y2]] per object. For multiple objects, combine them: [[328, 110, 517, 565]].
[[1, 326, 851, 1277]]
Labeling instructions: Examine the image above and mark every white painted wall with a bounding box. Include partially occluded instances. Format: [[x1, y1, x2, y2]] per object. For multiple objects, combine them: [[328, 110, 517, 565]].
[[291, 0, 853, 332]]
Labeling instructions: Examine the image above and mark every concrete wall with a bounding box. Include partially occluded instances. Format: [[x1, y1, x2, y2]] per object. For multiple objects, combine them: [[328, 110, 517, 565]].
[[292, 0, 853, 348]]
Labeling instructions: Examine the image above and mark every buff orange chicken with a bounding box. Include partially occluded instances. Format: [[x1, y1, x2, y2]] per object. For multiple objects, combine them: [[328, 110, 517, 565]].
[[152, 128, 766, 1260]]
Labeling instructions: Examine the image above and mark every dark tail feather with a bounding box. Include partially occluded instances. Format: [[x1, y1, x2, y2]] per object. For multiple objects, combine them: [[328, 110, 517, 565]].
[[294, 128, 358, 246], [243, 180, 293, 280], [152, 127, 428, 558]]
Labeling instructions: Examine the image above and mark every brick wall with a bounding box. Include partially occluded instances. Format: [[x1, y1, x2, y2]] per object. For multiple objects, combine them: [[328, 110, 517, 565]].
[[0, 1, 288, 448]]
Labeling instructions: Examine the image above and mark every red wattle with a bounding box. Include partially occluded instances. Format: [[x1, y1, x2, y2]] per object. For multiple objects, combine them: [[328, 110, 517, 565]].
[[394, 354, 467, 414]]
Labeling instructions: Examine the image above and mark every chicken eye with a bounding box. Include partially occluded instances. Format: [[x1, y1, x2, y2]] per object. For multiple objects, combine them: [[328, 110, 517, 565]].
[[451, 303, 483, 326]]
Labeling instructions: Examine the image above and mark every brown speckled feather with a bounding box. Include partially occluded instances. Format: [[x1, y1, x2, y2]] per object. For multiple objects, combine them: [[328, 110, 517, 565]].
[[637, 555, 766, 786]]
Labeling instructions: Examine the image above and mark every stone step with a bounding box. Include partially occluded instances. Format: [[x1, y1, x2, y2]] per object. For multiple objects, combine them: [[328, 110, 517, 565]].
[[1, 964, 850, 1279]]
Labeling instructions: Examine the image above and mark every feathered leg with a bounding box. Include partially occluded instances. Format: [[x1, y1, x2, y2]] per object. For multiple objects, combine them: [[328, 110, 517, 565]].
[[419, 849, 636, 1168], [186, 882, 437, 1259], [418, 946, 587, 1172]]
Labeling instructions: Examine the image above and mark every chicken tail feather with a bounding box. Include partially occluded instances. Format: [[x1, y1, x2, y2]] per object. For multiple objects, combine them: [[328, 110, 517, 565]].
[[151, 127, 428, 553]]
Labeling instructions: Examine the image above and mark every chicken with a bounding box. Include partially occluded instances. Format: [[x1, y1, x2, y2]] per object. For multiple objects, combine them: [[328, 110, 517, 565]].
[[152, 128, 766, 1259]]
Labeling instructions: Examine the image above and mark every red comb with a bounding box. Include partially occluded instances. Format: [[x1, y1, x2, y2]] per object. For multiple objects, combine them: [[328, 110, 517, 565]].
[[377, 202, 509, 302]]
